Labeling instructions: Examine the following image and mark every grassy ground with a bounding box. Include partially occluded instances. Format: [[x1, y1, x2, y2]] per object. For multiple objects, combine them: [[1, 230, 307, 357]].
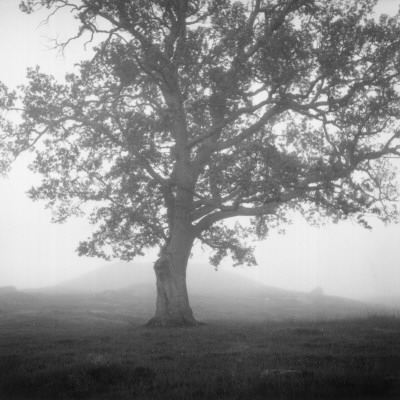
[[1, 306, 400, 400]]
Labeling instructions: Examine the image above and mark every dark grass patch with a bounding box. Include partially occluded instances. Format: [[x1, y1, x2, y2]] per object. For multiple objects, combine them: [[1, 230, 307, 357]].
[[0, 361, 156, 400], [1, 314, 400, 399], [250, 370, 397, 400], [291, 327, 325, 336]]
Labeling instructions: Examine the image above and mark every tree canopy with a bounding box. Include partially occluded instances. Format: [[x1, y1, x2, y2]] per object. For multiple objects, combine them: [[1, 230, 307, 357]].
[[1, 0, 400, 325]]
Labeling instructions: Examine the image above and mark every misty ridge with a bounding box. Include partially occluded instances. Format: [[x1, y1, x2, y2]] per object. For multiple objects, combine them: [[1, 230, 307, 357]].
[[1, 261, 396, 323]]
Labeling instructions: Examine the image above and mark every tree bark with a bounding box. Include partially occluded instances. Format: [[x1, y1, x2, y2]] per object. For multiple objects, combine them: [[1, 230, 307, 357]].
[[146, 223, 199, 328], [146, 88, 199, 327]]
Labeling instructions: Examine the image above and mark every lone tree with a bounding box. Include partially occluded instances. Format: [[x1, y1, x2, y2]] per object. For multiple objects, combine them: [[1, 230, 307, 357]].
[[1, 0, 400, 326]]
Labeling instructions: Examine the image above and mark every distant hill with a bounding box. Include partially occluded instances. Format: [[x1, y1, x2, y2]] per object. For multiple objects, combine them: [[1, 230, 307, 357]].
[[366, 296, 400, 309], [0, 286, 17, 294], [41, 261, 384, 321], [0, 287, 41, 313], [51, 261, 282, 297], [88, 281, 378, 322], [52, 261, 154, 293]]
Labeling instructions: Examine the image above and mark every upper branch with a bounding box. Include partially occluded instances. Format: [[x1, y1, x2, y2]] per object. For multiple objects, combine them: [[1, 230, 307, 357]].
[[193, 202, 281, 236], [212, 105, 284, 152]]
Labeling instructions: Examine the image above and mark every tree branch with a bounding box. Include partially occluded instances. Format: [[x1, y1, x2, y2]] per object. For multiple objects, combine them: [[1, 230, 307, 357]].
[[212, 105, 284, 151], [193, 202, 281, 235]]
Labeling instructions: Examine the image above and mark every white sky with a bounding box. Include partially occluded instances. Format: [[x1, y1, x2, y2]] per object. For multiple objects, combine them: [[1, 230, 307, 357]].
[[0, 0, 399, 300]]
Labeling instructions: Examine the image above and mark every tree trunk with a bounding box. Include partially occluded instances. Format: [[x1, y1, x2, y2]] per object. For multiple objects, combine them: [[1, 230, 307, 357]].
[[145, 98, 199, 327], [146, 226, 199, 328]]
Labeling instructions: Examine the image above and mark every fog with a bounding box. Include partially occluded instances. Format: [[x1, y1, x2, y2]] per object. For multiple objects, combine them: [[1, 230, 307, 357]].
[[0, 0, 399, 304]]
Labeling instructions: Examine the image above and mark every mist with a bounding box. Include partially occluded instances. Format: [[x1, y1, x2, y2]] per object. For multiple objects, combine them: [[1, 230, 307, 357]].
[[0, 0, 400, 306]]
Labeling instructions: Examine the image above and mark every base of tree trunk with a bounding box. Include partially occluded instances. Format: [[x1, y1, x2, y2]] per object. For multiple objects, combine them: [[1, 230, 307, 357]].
[[145, 314, 204, 328]]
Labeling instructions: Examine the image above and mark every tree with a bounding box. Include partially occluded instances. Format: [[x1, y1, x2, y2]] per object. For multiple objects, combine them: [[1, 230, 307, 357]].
[[1, 0, 400, 327]]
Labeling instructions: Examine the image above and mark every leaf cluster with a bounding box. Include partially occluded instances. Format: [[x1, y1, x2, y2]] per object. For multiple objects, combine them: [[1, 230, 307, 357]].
[[1, 0, 400, 264]]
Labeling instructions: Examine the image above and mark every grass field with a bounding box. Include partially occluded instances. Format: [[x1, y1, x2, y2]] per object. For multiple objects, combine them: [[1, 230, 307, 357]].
[[0, 290, 399, 400]]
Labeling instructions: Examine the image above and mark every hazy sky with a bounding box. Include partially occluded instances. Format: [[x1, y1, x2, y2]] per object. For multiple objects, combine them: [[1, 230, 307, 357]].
[[0, 0, 399, 300]]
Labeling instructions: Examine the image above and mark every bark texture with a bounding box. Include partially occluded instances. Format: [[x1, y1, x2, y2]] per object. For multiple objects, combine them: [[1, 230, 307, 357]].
[[146, 253, 198, 327], [146, 221, 200, 327]]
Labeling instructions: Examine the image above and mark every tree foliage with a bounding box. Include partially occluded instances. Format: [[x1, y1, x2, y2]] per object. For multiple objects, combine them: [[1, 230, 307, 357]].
[[2, 0, 400, 266]]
